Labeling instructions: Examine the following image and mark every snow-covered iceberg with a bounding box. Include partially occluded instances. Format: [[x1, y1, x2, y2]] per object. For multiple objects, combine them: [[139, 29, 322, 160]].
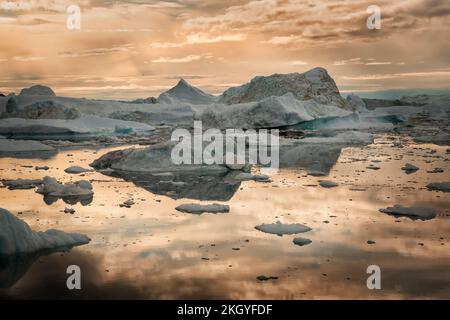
[[0, 139, 55, 153], [0, 208, 90, 255], [36, 176, 94, 205], [219, 67, 351, 110], [19, 85, 56, 97], [90, 141, 230, 174], [200, 92, 351, 129], [0, 115, 154, 139], [1, 100, 80, 120], [157, 79, 217, 105]]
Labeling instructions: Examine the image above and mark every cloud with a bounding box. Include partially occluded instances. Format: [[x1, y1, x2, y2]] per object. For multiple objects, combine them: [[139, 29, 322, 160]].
[[59, 45, 132, 58], [343, 70, 450, 80], [365, 62, 392, 65], [13, 55, 46, 61], [183, 0, 450, 48], [0, 0, 87, 13], [151, 54, 202, 63], [151, 32, 246, 48], [291, 60, 308, 66], [334, 58, 363, 66]]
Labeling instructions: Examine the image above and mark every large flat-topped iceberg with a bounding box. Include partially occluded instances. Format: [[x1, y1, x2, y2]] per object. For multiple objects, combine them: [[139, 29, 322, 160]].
[[0, 139, 55, 153], [200, 92, 351, 129], [0, 208, 90, 255], [219, 67, 350, 110], [0, 115, 154, 136], [90, 141, 230, 174]]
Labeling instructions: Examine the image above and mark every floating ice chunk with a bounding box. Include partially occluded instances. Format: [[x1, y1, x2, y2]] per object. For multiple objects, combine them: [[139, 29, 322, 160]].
[[0, 208, 90, 255], [255, 221, 311, 236], [175, 203, 230, 214], [36, 176, 93, 202], [426, 182, 450, 192], [64, 166, 92, 174], [379, 205, 436, 221], [401, 163, 419, 174], [256, 275, 278, 281], [1, 178, 43, 190], [319, 180, 338, 188], [293, 237, 312, 246], [232, 172, 270, 182]]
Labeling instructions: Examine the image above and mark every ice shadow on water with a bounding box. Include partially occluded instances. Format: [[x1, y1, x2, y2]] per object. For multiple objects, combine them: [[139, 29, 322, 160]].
[[103, 170, 242, 201], [279, 143, 342, 175]]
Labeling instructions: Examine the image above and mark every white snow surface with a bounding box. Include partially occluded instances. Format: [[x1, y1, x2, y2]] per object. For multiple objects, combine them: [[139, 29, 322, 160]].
[[0, 208, 90, 255]]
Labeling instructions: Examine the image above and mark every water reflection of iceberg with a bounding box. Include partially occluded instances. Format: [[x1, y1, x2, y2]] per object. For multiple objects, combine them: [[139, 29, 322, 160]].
[[42, 194, 93, 206], [0, 250, 73, 288], [104, 171, 241, 201]]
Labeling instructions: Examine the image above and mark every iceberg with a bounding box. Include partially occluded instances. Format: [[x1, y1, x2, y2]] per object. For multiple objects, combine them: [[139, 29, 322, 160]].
[[0, 208, 90, 255]]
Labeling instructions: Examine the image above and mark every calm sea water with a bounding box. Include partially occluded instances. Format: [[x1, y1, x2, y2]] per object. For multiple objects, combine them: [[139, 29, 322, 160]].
[[0, 134, 449, 299]]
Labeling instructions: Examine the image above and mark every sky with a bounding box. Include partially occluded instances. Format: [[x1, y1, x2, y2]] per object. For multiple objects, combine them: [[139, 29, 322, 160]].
[[0, 0, 449, 99]]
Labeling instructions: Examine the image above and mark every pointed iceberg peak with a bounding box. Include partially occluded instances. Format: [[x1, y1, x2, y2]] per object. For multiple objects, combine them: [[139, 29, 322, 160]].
[[177, 78, 189, 86], [157, 78, 217, 105]]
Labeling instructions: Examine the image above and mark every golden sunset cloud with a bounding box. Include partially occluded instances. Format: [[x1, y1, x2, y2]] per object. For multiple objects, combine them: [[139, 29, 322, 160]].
[[0, 0, 449, 99]]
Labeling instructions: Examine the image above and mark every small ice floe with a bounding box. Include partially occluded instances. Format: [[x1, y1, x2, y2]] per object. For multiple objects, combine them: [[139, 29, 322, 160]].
[[256, 275, 278, 281], [36, 176, 93, 205], [35, 166, 49, 171], [64, 207, 75, 214], [319, 180, 338, 188], [233, 172, 270, 182], [293, 237, 312, 246], [255, 221, 311, 236], [119, 199, 135, 208], [349, 187, 367, 192], [401, 163, 419, 174], [307, 170, 327, 177], [64, 166, 92, 174], [1, 178, 43, 190], [426, 182, 450, 192], [0, 208, 90, 255], [175, 203, 230, 214], [379, 204, 436, 221]]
